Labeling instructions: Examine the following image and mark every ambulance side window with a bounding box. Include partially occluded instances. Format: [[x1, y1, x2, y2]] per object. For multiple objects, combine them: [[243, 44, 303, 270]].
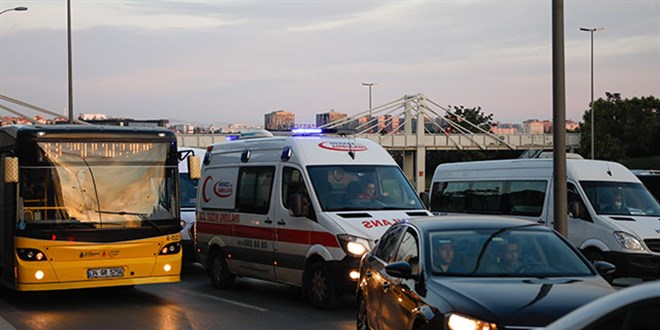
[[236, 166, 274, 214], [282, 167, 315, 220]]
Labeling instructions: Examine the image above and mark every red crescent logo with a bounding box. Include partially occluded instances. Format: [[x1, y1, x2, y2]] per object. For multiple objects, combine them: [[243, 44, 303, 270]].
[[318, 141, 368, 152], [202, 176, 213, 203]]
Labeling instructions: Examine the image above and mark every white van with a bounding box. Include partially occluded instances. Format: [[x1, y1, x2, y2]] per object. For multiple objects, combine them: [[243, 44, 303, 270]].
[[429, 159, 660, 279], [195, 130, 430, 308], [178, 147, 205, 262]]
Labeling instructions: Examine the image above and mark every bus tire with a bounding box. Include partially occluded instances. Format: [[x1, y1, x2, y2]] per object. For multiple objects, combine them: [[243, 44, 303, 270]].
[[305, 260, 341, 309], [209, 248, 234, 289]]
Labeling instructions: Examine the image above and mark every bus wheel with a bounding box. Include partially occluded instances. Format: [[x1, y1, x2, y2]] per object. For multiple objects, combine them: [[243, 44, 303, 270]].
[[305, 261, 340, 309], [209, 249, 234, 289]]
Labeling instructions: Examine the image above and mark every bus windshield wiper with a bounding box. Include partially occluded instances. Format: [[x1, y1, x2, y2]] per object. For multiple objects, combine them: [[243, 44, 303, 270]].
[[95, 210, 163, 234]]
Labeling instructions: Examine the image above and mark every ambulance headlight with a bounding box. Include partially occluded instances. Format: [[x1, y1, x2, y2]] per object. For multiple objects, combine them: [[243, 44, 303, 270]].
[[613, 231, 644, 251], [338, 234, 370, 257]]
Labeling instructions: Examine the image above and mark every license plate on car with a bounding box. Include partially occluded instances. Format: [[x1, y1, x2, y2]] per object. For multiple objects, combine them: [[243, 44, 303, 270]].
[[87, 267, 124, 279]]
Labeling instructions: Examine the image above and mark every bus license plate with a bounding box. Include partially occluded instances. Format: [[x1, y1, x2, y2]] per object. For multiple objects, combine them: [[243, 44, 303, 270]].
[[87, 267, 124, 279]]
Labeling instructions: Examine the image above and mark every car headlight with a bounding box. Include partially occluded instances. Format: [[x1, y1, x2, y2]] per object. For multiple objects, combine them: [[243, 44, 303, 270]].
[[447, 313, 498, 330], [337, 234, 371, 257], [613, 231, 644, 251]]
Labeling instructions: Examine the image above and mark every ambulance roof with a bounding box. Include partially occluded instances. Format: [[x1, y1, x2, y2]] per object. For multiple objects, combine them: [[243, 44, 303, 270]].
[[209, 135, 397, 166]]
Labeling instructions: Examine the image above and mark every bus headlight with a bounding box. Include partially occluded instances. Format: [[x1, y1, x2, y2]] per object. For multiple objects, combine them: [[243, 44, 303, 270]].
[[35, 270, 45, 280], [613, 232, 644, 251], [338, 234, 370, 257], [17, 248, 47, 261]]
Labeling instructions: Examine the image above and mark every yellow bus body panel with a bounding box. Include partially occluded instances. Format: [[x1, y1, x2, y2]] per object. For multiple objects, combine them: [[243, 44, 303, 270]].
[[14, 234, 181, 291]]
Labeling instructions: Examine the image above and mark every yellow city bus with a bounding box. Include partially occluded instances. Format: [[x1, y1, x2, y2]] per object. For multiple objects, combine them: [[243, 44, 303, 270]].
[[0, 125, 198, 291]]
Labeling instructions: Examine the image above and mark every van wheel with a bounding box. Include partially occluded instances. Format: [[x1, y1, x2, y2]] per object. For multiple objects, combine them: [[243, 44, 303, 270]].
[[305, 261, 340, 309], [209, 249, 234, 289], [583, 248, 604, 263]]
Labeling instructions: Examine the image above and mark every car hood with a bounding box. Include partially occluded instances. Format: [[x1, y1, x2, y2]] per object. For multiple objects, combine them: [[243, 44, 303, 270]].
[[429, 276, 615, 327]]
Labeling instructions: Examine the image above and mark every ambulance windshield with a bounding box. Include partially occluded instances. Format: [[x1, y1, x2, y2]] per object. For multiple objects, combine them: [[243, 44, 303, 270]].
[[308, 165, 424, 211]]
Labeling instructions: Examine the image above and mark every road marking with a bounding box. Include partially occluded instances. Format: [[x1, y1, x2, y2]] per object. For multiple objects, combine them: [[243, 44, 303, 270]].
[[187, 291, 268, 312]]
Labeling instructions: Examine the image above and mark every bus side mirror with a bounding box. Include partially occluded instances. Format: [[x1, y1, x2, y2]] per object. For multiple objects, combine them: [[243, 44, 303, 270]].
[[419, 192, 430, 209], [4, 157, 18, 183], [188, 156, 201, 180]]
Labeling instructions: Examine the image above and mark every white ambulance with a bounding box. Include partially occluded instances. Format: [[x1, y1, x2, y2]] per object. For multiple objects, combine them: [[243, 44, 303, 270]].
[[195, 129, 430, 308], [178, 147, 205, 262], [429, 158, 660, 279]]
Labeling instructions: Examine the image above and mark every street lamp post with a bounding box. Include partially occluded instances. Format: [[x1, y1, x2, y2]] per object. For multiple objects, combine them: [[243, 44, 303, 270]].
[[67, 0, 74, 124], [361, 82, 375, 118], [580, 27, 603, 160], [0, 6, 28, 16]]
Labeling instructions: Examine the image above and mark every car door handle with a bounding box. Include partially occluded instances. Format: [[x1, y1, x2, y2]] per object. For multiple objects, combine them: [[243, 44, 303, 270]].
[[537, 219, 545, 224], [264, 218, 273, 224], [277, 219, 286, 225]]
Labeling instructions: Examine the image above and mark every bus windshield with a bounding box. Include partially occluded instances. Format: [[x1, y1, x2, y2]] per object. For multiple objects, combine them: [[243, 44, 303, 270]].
[[307, 165, 423, 211], [581, 181, 660, 216], [20, 142, 177, 229]]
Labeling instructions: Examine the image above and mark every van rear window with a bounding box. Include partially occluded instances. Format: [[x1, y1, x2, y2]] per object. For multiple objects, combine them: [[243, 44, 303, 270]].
[[430, 180, 547, 217]]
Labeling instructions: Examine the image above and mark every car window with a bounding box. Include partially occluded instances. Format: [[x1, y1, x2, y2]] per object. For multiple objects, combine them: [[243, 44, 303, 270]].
[[374, 225, 405, 262], [585, 298, 660, 330], [393, 229, 419, 272], [425, 227, 594, 277]]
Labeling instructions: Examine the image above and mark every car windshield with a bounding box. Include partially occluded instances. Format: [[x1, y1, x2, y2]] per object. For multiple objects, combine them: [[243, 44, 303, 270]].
[[426, 227, 594, 277], [20, 142, 177, 229], [307, 165, 424, 211], [581, 181, 660, 216]]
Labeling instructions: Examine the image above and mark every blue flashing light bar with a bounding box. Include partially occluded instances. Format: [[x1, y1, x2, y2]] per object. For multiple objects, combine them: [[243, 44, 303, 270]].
[[226, 135, 239, 141], [291, 128, 323, 136]]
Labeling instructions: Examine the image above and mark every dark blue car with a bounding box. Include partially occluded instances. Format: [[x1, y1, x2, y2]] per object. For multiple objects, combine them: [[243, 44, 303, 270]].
[[357, 215, 616, 330]]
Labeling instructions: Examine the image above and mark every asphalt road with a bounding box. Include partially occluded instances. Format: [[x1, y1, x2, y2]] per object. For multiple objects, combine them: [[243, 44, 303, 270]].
[[0, 262, 356, 330]]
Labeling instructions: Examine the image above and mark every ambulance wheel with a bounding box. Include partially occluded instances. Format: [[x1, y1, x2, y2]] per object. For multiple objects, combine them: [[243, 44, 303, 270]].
[[305, 261, 341, 309], [209, 249, 234, 289]]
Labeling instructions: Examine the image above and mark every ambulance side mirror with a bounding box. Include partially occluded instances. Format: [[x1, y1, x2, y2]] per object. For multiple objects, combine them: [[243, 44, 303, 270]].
[[4, 157, 19, 183], [288, 192, 304, 217], [188, 155, 201, 180]]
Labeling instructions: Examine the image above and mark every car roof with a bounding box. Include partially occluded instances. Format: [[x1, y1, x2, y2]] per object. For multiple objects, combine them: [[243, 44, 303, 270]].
[[405, 215, 547, 232]]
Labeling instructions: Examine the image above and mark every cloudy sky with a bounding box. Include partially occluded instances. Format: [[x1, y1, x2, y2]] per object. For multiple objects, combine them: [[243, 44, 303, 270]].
[[0, 0, 658, 126]]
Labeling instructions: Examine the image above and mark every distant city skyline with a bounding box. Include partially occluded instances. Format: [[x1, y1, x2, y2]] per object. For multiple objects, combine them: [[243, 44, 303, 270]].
[[1, 1, 658, 126]]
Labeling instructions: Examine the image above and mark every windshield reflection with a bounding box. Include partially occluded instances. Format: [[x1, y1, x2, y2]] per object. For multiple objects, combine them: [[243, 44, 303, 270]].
[[20, 142, 176, 229], [307, 165, 423, 211]]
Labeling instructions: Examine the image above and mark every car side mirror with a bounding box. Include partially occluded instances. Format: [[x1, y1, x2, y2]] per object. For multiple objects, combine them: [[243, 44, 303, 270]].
[[385, 261, 416, 279], [419, 192, 430, 209], [593, 260, 616, 276]]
